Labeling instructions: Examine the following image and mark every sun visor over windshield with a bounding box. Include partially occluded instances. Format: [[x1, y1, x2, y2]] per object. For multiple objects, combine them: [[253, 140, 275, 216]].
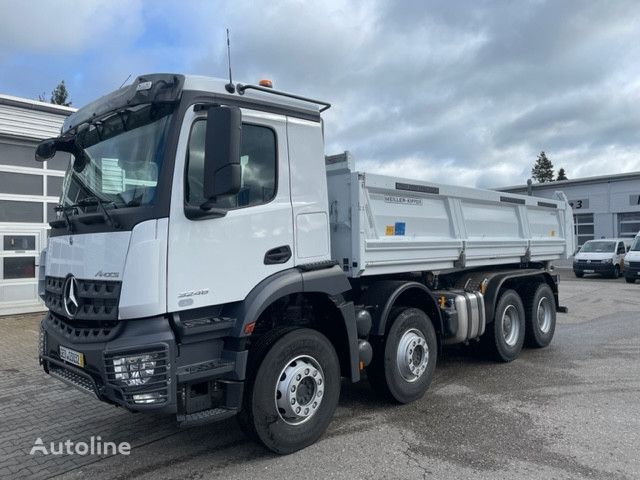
[[63, 74, 185, 133]]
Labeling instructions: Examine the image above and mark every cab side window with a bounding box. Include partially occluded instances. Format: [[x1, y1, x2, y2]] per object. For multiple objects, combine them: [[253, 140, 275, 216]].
[[185, 120, 277, 209], [617, 242, 626, 254]]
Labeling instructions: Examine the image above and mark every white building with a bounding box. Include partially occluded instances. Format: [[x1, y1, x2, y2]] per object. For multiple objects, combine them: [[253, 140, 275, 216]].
[[500, 172, 640, 248], [0, 94, 74, 315]]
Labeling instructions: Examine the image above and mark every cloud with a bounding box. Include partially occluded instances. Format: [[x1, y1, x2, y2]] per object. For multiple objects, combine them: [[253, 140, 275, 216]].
[[1, 0, 639, 186], [0, 1, 144, 56]]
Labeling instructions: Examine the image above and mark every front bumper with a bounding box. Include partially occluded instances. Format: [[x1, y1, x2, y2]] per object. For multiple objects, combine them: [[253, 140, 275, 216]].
[[39, 312, 247, 415], [573, 262, 615, 275], [40, 312, 178, 413], [624, 265, 640, 279]]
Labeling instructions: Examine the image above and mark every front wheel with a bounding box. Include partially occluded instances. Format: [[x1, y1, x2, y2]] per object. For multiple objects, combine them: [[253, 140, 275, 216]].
[[484, 289, 525, 362], [237, 328, 340, 454], [574, 271, 584, 278], [367, 307, 437, 404], [611, 265, 620, 279]]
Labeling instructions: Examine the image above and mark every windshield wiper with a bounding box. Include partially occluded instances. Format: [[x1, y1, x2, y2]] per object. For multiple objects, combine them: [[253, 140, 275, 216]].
[[52, 205, 78, 233], [53, 197, 119, 230], [76, 196, 120, 229]]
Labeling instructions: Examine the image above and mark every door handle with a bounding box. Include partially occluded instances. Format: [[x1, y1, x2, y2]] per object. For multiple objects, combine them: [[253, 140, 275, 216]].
[[264, 245, 292, 265]]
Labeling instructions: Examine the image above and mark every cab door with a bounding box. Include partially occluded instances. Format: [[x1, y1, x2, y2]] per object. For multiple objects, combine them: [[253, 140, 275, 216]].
[[166, 106, 293, 312]]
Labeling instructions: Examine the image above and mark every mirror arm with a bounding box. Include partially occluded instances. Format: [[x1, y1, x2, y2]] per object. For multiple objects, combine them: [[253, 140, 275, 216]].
[[184, 204, 227, 220]]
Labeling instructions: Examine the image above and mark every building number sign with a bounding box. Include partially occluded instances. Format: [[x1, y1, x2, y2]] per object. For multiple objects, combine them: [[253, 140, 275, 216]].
[[569, 199, 589, 209]]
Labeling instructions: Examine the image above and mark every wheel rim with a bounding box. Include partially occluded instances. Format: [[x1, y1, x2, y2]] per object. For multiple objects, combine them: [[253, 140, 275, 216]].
[[396, 328, 429, 382], [274, 355, 324, 425], [537, 297, 552, 334], [501, 305, 521, 347]]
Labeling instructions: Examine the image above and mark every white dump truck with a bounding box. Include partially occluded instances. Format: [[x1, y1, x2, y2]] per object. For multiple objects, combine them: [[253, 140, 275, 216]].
[[36, 74, 574, 454]]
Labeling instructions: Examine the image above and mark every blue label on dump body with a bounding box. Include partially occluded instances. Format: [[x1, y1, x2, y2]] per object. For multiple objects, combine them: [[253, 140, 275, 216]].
[[394, 222, 406, 236]]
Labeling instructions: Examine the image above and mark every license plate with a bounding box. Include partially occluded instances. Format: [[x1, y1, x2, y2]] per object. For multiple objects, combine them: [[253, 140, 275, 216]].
[[59, 346, 85, 368], [583, 269, 594, 273]]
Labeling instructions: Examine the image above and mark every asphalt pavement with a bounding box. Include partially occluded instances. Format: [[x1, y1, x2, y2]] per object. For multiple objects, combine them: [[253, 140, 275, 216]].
[[1, 272, 639, 479]]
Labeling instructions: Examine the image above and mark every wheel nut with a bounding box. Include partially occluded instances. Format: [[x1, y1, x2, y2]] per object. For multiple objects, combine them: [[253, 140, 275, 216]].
[[296, 374, 301, 381], [318, 390, 323, 397], [304, 408, 309, 414], [291, 385, 296, 392], [304, 368, 309, 375], [313, 371, 317, 377], [291, 398, 295, 405], [296, 407, 301, 414], [317, 378, 322, 385], [313, 402, 317, 408]]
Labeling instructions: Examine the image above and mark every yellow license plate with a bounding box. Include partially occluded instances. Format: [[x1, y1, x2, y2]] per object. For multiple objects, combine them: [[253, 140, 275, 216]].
[[59, 346, 85, 368]]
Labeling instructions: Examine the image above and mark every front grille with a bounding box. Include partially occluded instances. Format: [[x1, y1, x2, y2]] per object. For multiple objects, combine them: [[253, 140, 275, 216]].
[[575, 259, 602, 264], [45, 276, 121, 321], [49, 363, 98, 396], [628, 261, 640, 268], [45, 312, 123, 344], [104, 346, 170, 406]]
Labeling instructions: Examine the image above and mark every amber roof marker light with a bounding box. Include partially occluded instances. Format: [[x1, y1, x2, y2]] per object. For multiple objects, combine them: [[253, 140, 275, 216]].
[[258, 79, 273, 88]]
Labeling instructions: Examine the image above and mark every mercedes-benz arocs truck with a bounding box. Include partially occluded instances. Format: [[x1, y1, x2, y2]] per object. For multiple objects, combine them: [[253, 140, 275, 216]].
[[36, 74, 574, 454]]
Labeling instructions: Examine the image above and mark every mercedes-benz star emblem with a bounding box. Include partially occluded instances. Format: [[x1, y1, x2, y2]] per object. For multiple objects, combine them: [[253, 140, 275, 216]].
[[63, 276, 79, 318]]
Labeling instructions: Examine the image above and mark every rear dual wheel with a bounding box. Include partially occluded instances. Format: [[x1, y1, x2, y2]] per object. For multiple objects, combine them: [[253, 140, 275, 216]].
[[485, 289, 525, 362], [524, 283, 556, 348]]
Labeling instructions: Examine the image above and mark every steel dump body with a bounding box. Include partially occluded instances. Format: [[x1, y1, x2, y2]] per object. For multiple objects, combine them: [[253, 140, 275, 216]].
[[327, 156, 575, 278]]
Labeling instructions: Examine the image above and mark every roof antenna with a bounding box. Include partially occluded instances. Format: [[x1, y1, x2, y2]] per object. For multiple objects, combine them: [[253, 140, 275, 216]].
[[224, 29, 235, 93], [119, 74, 132, 89]]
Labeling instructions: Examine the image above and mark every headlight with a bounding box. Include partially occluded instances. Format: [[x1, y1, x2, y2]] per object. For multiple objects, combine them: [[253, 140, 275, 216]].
[[602, 258, 613, 264], [112, 354, 157, 386]]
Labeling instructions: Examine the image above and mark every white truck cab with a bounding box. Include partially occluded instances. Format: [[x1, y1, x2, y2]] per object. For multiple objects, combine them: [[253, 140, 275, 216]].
[[623, 233, 640, 283], [573, 238, 630, 279]]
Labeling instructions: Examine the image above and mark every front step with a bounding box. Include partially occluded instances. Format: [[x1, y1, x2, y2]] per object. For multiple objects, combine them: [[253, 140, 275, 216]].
[[177, 407, 238, 427], [172, 314, 236, 343]]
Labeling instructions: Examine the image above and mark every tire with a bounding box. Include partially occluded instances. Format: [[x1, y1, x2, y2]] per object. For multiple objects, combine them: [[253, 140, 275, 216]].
[[236, 328, 340, 454], [524, 283, 556, 348], [484, 289, 525, 362], [574, 271, 584, 278], [611, 265, 620, 279], [625, 277, 636, 284], [367, 307, 437, 404]]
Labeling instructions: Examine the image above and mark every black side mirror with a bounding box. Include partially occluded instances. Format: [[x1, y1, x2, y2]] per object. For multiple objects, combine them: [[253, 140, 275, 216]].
[[35, 138, 58, 162], [203, 106, 242, 200]]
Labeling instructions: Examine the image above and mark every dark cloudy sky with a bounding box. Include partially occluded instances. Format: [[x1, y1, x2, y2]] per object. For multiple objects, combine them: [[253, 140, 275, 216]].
[[1, 0, 639, 187]]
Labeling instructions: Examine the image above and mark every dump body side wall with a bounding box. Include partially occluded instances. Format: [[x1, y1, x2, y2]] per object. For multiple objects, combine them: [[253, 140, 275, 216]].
[[327, 163, 574, 278]]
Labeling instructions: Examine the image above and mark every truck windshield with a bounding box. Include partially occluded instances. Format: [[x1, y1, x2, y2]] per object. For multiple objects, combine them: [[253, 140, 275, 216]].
[[61, 103, 174, 209], [580, 241, 615, 253], [630, 237, 640, 251]]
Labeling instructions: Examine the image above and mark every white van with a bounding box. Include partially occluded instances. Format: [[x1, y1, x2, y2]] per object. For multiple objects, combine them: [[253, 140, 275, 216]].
[[623, 233, 640, 284], [573, 238, 630, 279]]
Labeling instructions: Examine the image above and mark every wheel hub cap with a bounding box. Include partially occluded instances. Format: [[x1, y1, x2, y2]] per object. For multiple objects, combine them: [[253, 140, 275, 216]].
[[502, 305, 520, 347], [537, 297, 551, 334], [275, 355, 324, 425], [396, 328, 429, 382]]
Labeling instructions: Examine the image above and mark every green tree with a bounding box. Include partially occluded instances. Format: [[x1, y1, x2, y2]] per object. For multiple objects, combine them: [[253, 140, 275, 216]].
[[39, 80, 72, 106], [531, 151, 554, 183], [556, 167, 568, 181]]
